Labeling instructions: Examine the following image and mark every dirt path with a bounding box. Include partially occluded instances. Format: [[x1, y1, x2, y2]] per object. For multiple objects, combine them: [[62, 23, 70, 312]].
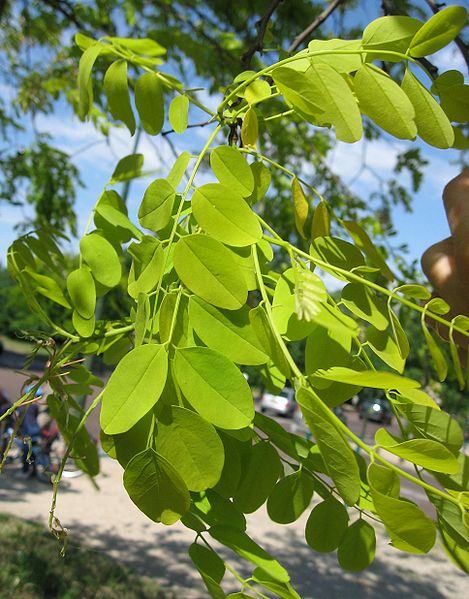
[[0, 455, 467, 599]]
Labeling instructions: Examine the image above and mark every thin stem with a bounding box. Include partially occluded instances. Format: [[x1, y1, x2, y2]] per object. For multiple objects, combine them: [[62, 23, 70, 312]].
[[148, 124, 222, 340], [217, 48, 418, 115], [252, 245, 301, 378], [103, 323, 135, 338], [49, 391, 104, 533], [268, 237, 469, 341], [239, 148, 325, 201]]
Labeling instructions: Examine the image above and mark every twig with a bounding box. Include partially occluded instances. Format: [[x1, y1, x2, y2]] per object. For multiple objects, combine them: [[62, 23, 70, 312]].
[[41, 0, 83, 30], [287, 0, 346, 54], [161, 120, 213, 137], [241, 0, 284, 69], [424, 0, 469, 74]]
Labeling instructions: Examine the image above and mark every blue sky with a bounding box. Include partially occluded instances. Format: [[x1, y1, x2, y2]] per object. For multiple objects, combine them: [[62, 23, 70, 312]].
[[0, 3, 467, 271]]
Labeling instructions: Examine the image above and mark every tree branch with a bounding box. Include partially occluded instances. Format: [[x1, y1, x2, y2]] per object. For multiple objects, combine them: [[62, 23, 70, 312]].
[[424, 0, 469, 74], [41, 0, 83, 30], [381, 0, 438, 77], [287, 0, 346, 54], [161, 119, 213, 136], [241, 0, 284, 70]]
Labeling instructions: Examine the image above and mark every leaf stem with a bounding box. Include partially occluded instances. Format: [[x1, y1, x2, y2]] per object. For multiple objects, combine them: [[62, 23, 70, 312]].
[[48, 390, 104, 533]]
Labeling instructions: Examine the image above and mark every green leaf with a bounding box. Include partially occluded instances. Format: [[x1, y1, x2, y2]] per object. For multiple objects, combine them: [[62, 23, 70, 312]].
[[95, 190, 142, 242], [138, 178, 176, 232], [189, 297, 268, 365], [209, 526, 290, 584], [297, 387, 361, 505], [104, 60, 136, 135], [308, 63, 363, 143], [214, 432, 243, 498], [233, 441, 282, 514], [393, 388, 440, 409], [78, 44, 102, 119], [354, 64, 416, 139], [305, 497, 349, 552], [308, 39, 364, 73], [254, 412, 311, 462], [388, 309, 410, 360], [226, 246, 257, 291], [362, 16, 423, 54], [401, 69, 454, 148], [167, 151, 191, 189], [194, 489, 246, 531], [374, 428, 459, 474], [100, 344, 168, 434], [337, 520, 376, 571], [366, 326, 405, 373], [250, 305, 291, 376], [247, 162, 271, 205], [123, 448, 190, 525], [311, 201, 330, 238], [426, 296, 451, 315], [244, 79, 271, 104], [173, 234, 248, 310], [241, 107, 258, 148], [367, 463, 436, 553], [267, 470, 314, 524], [396, 403, 463, 451], [79, 231, 122, 289], [106, 412, 153, 468], [189, 543, 226, 599], [341, 283, 389, 330], [134, 292, 150, 347], [295, 269, 328, 322], [135, 72, 164, 135], [440, 84, 469, 123], [169, 95, 189, 134], [291, 177, 308, 239], [72, 310, 95, 338], [252, 569, 301, 599], [312, 366, 420, 390], [23, 269, 71, 309], [110, 153, 144, 184], [272, 67, 324, 115], [191, 183, 262, 246], [310, 236, 365, 281], [210, 146, 254, 198], [173, 346, 254, 430], [409, 6, 467, 58], [342, 220, 394, 281], [105, 37, 166, 57], [156, 406, 224, 491], [128, 238, 164, 299], [422, 322, 448, 382], [394, 284, 431, 300], [271, 269, 318, 341]]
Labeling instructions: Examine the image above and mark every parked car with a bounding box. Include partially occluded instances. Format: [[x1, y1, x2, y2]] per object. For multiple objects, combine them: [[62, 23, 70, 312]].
[[358, 398, 393, 424], [260, 387, 296, 417]]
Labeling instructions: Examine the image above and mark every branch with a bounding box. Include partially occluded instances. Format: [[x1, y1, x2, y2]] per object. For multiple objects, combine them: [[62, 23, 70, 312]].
[[161, 119, 213, 137], [241, 0, 284, 70], [424, 0, 469, 74], [287, 0, 346, 55], [41, 0, 83, 30], [381, 0, 438, 77]]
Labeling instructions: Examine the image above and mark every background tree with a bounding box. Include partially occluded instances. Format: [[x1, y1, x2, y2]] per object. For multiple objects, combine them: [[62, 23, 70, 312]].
[[1, 0, 466, 245]]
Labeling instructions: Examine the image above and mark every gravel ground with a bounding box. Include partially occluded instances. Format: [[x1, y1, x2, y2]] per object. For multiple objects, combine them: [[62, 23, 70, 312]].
[[0, 456, 468, 599]]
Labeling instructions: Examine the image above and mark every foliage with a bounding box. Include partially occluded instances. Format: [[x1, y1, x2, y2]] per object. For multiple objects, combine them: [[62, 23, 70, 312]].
[[2, 0, 465, 252], [3, 5, 469, 598], [0, 513, 173, 599]]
